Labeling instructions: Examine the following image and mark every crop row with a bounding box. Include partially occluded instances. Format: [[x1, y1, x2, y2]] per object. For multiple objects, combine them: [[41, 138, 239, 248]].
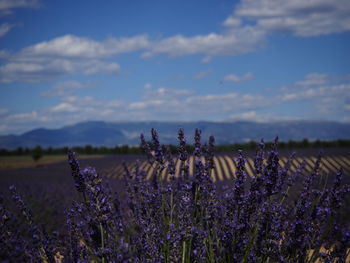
[[104, 155, 350, 182]]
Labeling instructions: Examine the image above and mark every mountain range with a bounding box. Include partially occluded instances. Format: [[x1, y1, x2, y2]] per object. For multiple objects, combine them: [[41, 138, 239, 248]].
[[1, 120, 350, 149]]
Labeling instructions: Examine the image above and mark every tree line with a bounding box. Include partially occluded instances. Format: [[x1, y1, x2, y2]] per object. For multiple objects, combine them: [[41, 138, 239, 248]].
[[1, 138, 349, 157]]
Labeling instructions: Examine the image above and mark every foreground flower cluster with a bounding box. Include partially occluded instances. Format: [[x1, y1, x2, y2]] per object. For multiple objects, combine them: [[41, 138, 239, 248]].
[[1, 129, 349, 262]]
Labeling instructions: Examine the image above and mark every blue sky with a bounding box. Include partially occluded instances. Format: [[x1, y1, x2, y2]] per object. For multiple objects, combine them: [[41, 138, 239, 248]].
[[0, 0, 350, 134]]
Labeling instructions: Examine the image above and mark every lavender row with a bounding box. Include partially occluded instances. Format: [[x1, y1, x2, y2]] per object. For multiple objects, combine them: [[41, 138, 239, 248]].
[[1, 128, 349, 262]]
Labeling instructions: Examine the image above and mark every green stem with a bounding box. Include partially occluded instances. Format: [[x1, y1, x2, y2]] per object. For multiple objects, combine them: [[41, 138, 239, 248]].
[[170, 191, 174, 224], [100, 223, 106, 263], [182, 241, 186, 263], [280, 186, 290, 205]]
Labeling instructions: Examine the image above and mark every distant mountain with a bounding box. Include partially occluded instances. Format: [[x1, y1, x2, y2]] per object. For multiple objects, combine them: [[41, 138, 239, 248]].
[[0, 120, 350, 149]]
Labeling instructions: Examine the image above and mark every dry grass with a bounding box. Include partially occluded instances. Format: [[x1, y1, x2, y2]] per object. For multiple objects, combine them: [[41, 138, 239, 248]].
[[0, 155, 105, 170], [307, 247, 350, 262]]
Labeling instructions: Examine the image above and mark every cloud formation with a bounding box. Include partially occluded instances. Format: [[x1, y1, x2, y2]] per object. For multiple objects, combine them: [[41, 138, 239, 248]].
[[228, 110, 300, 122], [1, 72, 350, 134], [295, 73, 328, 87], [144, 83, 152, 89], [0, 0, 40, 38], [0, 0, 39, 15], [193, 70, 211, 80], [279, 73, 350, 119], [0, 85, 273, 134], [0, 23, 14, 37], [224, 72, 254, 83], [142, 26, 266, 58], [0, 108, 8, 115], [143, 0, 350, 61], [281, 83, 350, 102], [0, 35, 128, 82], [19, 34, 149, 59], [0, 28, 261, 83], [225, 0, 350, 36], [42, 80, 99, 97], [1, 1, 349, 83]]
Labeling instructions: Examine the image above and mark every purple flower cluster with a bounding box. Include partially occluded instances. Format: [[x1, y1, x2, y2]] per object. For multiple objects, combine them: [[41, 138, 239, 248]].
[[1, 129, 349, 262]]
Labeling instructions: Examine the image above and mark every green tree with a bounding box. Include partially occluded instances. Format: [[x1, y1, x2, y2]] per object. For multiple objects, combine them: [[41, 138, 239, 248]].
[[32, 146, 43, 162]]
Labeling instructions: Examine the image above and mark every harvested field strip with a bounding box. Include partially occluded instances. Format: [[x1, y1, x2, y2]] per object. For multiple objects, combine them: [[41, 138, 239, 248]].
[[189, 156, 194, 178], [214, 157, 223, 181], [174, 159, 182, 178], [146, 163, 155, 180], [224, 156, 236, 178], [219, 156, 231, 180], [332, 157, 349, 171], [104, 155, 350, 181], [304, 158, 315, 173], [244, 158, 255, 178], [340, 156, 350, 166]]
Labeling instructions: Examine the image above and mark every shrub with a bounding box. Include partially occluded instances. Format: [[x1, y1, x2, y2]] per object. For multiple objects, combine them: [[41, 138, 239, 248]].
[[31, 145, 43, 162], [0, 129, 349, 262]]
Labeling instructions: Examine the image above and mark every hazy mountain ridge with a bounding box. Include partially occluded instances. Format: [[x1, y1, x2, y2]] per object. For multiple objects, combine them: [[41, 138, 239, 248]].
[[0, 120, 350, 149]]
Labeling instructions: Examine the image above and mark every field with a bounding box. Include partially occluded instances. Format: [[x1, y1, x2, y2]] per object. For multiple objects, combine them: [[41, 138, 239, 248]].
[[0, 154, 105, 170], [1, 146, 350, 262], [1, 148, 349, 185], [1, 148, 349, 191], [106, 152, 350, 182]]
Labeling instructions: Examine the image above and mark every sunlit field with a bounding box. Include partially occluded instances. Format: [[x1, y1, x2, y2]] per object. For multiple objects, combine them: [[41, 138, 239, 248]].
[[0, 155, 105, 170], [106, 154, 350, 182]]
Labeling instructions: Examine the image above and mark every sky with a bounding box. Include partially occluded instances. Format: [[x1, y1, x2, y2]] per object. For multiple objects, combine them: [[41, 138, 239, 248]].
[[0, 0, 350, 135]]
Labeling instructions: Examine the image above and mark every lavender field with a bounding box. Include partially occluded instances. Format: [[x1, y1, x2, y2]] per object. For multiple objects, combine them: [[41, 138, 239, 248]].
[[1, 129, 349, 262]]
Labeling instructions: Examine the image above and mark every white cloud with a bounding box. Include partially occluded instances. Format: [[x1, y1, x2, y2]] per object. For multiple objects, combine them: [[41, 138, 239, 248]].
[[137, 0, 350, 60], [1, 0, 348, 83], [224, 72, 254, 83], [0, 56, 120, 83], [2, 74, 350, 134], [0, 50, 10, 59], [226, 0, 350, 36], [0, 0, 39, 15], [82, 61, 120, 75], [279, 73, 350, 118], [5, 110, 48, 123], [281, 84, 350, 102], [0, 23, 14, 37], [295, 73, 328, 86], [193, 70, 211, 80], [201, 56, 212, 64], [229, 110, 258, 121], [42, 80, 98, 97], [144, 83, 152, 89], [19, 34, 149, 59], [274, 72, 350, 120], [106, 100, 125, 108], [51, 103, 79, 113], [142, 26, 266, 58], [223, 17, 242, 27], [0, 60, 73, 82], [0, 110, 51, 134], [0, 108, 9, 115], [0, 34, 150, 82], [128, 102, 148, 110], [0, 86, 274, 134], [1, 0, 349, 84], [228, 110, 302, 122], [143, 87, 193, 101]]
